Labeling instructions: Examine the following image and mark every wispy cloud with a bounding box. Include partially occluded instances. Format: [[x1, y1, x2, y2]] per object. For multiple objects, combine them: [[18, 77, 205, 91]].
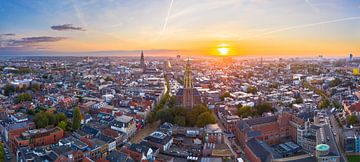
[[0, 33, 15, 36], [0, 36, 66, 49], [305, 0, 319, 13], [51, 24, 85, 31], [249, 16, 360, 39], [70, 0, 87, 28]]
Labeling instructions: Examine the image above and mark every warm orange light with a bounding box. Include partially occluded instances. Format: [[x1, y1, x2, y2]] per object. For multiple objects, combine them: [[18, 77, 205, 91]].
[[217, 43, 229, 56], [218, 47, 229, 55]]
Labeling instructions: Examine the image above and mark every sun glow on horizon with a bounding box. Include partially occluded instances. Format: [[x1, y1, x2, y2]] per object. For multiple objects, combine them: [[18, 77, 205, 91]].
[[217, 43, 230, 56]]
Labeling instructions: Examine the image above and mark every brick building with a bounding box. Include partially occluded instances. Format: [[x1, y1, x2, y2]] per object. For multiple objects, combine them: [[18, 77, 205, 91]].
[[11, 127, 64, 151], [235, 112, 305, 148]]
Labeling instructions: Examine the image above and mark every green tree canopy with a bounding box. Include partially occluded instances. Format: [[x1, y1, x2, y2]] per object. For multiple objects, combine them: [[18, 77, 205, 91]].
[[55, 113, 67, 123], [196, 111, 216, 127], [329, 78, 342, 87], [46, 112, 56, 125], [247, 86, 257, 94], [0, 142, 5, 162], [174, 116, 186, 126], [30, 83, 41, 91], [168, 96, 176, 108], [33, 111, 68, 128], [220, 92, 231, 101], [237, 102, 273, 118], [347, 115, 358, 125], [294, 97, 304, 104], [3, 84, 14, 96], [72, 107, 81, 130], [57, 121, 67, 131], [255, 103, 273, 115], [319, 99, 330, 109], [34, 112, 49, 128], [17, 93, 32, 103], [238, 106, 255, 118]]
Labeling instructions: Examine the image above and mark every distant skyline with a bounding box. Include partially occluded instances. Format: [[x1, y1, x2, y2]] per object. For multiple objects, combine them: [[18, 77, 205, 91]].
[[0, 0, 359, 57]]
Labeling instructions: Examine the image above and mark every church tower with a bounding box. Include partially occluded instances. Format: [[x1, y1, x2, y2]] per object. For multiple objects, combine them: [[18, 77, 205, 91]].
[[183, 58, 194, 108], [140, 50, 146, 72]]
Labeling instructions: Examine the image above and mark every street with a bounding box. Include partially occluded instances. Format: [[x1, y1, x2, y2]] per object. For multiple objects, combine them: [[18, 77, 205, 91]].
[[212, 111, 241, 159], [328, 113, 347, 162]]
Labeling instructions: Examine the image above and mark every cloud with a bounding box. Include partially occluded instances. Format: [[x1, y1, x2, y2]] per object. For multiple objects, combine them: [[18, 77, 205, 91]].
[[0, 36, 66, 49], [247, 16, 360, 39], [305, 0, 319, 13], [51, 24, 85, 31], [0, 33, 15, 36], [12, 36, 66, 45]]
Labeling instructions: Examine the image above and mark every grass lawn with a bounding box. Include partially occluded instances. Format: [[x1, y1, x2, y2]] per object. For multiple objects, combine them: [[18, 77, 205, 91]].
[[347, 155, 360, 162]]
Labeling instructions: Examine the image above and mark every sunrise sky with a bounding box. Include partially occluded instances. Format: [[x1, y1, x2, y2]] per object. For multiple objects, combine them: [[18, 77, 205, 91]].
[[0, 0, 359, 57]]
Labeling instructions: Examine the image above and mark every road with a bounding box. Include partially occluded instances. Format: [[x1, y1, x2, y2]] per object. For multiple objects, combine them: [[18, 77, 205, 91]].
[[2, 141, 15, 162], [328, 113, 347, 162], [129, 120, 161, 143], [212, 111, 238, 158]]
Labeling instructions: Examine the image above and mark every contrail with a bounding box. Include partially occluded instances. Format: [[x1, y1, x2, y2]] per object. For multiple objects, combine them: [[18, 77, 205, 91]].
[[305, 0, 319, 13], [70, 0, 87, 28], [162, 0, 174, 34], [252, 16, 360, 38]]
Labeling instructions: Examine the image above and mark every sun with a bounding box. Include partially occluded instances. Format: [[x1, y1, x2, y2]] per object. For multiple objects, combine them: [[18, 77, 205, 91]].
[[217, 43, 229, 56], [217, 47, 229, 55]]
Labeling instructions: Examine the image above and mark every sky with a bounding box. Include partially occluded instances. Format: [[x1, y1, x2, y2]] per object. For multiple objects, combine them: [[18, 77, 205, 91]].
[[0, 0, 359, 57]]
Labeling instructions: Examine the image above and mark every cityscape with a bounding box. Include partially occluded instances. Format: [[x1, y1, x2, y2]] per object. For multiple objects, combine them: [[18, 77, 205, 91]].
[[1, 1, 360, 162]]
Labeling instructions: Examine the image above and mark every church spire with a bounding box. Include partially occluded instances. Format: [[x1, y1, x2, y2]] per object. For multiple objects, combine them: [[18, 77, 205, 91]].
[[140, 50, 145, 70], [184, 57, 192, 88]]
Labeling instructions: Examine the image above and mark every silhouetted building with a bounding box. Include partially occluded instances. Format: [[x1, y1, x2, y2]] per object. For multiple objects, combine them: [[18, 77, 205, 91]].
[[140, 50, 146, 72]]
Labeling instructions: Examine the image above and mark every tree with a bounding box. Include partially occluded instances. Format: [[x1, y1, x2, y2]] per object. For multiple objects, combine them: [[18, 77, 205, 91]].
[[174, 116, 186, 126], [332, 101, 342, 109], [34, 112, 49, 128], [16, 67, 32, 74], [55, 113, 67, 124], [104, 76, 114, 82], [347, 115, 358, 125], [255, 103, 272, 115], [237, 106, 255, 118], [191, 104, 209, 115], [294, 97, 304, 104], [17, 93, 32, 103], [30, 83, 41, 91], [57, 121, 67, 131], [0, 142, 5, 162], [168, 96, 176, 108], [247, 86, 257, 94], [186, 111, 198, 127], [72, 107, 81, 130], [319, 99, 330, 109], [147, 111, 157, 123], [186, 104, 210, 126], [220, 92, 231, 101], [45, 112, 56, 125], [26, 109, 36, 115], [157, 109, 174, 123], [196, 112, 216, 127], [329, 78, 342, 87], [3, 84, 14, 96]]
